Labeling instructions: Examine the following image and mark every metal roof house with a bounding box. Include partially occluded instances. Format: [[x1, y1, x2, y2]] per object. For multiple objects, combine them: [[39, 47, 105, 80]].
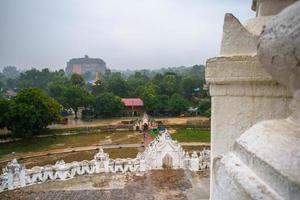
[[121, 98, 144, 116]]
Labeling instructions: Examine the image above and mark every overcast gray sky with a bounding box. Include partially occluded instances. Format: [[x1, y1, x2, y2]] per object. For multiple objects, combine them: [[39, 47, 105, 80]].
[[0, 0, 254, 70]]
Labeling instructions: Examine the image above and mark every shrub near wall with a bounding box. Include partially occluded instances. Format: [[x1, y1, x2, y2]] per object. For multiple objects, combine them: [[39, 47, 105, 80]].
[[3, 88, 61, 138]]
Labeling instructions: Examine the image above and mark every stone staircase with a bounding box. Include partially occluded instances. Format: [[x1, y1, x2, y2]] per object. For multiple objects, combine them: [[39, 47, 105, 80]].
[[213, 120, 300, 200]]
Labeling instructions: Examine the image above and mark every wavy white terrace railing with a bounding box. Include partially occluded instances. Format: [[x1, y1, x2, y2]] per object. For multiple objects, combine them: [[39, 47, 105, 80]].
[[0, 131, 210, 192]]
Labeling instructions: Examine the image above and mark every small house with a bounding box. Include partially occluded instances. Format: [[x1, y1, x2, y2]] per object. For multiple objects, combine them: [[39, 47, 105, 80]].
[[121, 98, 144, 116]]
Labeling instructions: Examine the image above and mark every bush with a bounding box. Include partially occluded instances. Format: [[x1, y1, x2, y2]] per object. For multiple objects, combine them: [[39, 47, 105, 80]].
[[4, 88, 62, 138], [198, 98, 211, 116], [94, 93, 124, 117], [203, 108, 211, 117], [168, 93, 189, 115], [0, 97, 9, 128], [171, 128, 210, 142]]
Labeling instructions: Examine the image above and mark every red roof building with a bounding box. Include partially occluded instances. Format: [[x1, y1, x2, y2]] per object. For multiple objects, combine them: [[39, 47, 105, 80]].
[[121, 98, 144, 107], [121, 98, 144, 116], [3, 89, 17, 99]]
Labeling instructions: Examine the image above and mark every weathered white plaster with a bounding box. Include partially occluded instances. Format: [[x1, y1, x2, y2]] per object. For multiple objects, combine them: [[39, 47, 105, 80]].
[[252, 0, 297, 17], [220, 14, 258, 56], [220, 0, 297, 56], [207, 0, 299, 199], [0, 131, 210, 192], [212, 153, 283, 200], [206, 55, 291, 159], [235, 120, 300, 199]]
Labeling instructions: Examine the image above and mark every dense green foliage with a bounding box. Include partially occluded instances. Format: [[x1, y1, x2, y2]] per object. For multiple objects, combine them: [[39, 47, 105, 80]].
[[94, 93, 124, 117], [169, 94, 189, 115], [70, 73, 85, 87], [2, 66, 19, 79], [0, 65, 211, 118], [63, 86, 93, 119], [106, 73, 129, 97], [2, 88, 61, 138], [0, 96, 9, 128], [198, 98, 211, 117], [18, 69, 66, 91]]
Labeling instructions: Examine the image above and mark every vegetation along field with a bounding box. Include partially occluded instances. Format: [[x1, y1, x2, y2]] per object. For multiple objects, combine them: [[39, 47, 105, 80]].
[[171, 128, 210, 143], [0, 131, 143, 158]]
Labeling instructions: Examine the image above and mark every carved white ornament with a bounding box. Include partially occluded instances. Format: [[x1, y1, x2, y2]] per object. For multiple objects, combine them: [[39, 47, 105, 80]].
[[0, 130, 210, 192]]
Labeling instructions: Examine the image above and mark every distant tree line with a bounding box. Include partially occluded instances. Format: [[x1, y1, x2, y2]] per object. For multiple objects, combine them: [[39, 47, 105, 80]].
[[0, 65, 211, 138]]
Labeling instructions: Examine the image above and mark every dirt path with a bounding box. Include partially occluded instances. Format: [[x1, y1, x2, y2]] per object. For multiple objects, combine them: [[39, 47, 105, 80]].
[[49, 116, 209, 130], [179, 142, 210, 146], [156, 116, 209, 125], [49, 117, 128, 129]]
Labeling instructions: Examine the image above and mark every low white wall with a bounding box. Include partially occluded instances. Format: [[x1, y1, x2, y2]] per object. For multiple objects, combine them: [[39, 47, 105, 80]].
[[0, 132, 210, 192]]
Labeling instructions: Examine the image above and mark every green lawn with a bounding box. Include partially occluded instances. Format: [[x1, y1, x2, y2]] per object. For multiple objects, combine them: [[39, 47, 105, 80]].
[[0, 131, 142, 157], [0, 136, 60, 157], [171, 128, 210, 142]]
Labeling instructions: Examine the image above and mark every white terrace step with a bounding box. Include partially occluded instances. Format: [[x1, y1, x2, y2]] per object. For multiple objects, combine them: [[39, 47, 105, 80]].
[[234, 120, 300, 200], [212, 153, 283, 200]]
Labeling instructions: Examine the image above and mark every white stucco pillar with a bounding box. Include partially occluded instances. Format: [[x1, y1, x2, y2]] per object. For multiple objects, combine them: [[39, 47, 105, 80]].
[[95, 160, 100, 173], [104, 160, 109, 173], [207, 0, 299, 199], [19, 168, 26, 187], [139, 158, 146, 172], [6, 170, 14, 190], [206, 56, 292, 159], [206, 0, 297, 198], [5, 159, 26, 190], [190, 152, 199, 171]]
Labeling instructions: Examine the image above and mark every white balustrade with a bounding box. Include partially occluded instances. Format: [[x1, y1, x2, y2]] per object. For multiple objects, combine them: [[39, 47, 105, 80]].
[[0, 130, 210, 192]]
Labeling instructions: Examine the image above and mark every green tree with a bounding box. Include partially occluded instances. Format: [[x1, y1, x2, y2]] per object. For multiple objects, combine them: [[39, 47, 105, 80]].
[[127, 72, 150, 96], [82, 92, 95, 109], [180, 75, 204, 100], [91, 81, 107, 96], [18, 68, 52, 90], [106, 73, 128, 97], [138, 84, 158, 113], [50, 71, 70, 85], [63, 86, 90, 119], [18, 68, 69, 93], [198, 98, 211, 116], [0, 96, 9, 128], [48, 83, 67, 105], [4, 88, 61, 138], [70, 73, 85, 87], [153, 95, 169, 114], [0, 80, 4, 93], [152, 73, 164, 94], [169, 93, 189, 115], [94, 93, 124, 117], [162, 74, 178, 96], [2, 66, 19, 79], [47, 71, 70, 104], [5, 78, 18, 90]]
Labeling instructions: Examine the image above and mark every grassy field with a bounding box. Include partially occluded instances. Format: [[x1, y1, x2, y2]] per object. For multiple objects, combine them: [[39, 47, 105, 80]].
[[171, 128, 210, 143], [0, 131, 142, 158], [0, 126, 210, 167], [0, 147, 142, 169]]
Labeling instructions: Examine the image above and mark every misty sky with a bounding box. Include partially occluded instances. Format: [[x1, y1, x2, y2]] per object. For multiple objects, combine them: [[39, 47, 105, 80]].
[[0, 0, 254, 70]]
